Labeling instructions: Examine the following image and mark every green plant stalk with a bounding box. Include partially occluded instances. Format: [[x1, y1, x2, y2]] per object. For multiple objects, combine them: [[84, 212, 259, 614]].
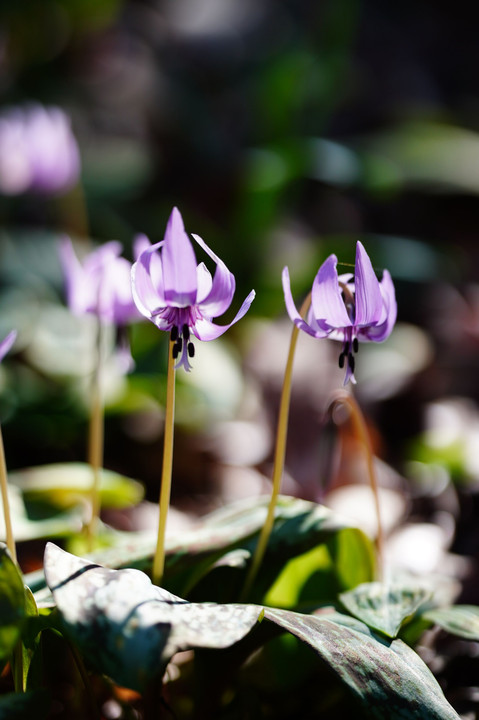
[[329, 389, 384, 580], [86, 317, 104, 551], [0, 424, 16, 563], [0, 426, 27, 692], [241, 294, 311, 600], [152, 338, 176, 586]]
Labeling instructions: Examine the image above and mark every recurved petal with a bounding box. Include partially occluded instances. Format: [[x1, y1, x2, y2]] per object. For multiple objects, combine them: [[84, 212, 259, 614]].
[[354, 241, 386, 327], [282, 267, 323, 337], [194, 289, 255, 341], [162, 207, 198, 307], [131, 241, 166, 319], [192, 233, 236, 317], [311, 255, 352, 330], [360, 269, 397, 342], [196, 262, 213, 303]]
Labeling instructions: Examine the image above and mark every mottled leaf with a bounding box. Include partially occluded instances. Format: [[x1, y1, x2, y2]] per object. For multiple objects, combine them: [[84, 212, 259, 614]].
[[264, 608, 460, 719], [339, 582, 430, 638], [0, 544, 25, 662], [423, 605, 479, 641], [44, 543, 261, 691]]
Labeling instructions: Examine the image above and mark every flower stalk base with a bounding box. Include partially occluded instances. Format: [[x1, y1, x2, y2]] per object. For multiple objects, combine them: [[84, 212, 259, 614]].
[[241, 294, 311, 600], [328, 390, 384, 579], [86, 319, 105, 551], [152, 338, 176, 586], [0, 425, 17, 563]]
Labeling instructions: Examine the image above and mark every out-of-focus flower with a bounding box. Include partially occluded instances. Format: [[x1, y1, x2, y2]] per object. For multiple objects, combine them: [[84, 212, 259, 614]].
[[0, 330, 17, 362], [60, 238, 140, 326], [131, 207, 255, 371], [60, 239, 141, 373], [0, 104, 80, 195], [283, 241, 396, 385]]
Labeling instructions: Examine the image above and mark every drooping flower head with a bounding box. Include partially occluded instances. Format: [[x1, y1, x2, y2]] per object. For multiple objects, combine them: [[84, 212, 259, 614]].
[[0, 331, 17, 363], [131, 207, 255, 371], [283, 241, 396, 385], [0, 104, 80, 196]]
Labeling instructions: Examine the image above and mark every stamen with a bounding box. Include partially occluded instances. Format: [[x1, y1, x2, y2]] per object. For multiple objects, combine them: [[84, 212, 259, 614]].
[[344, 341, 350, 356], [187, 342, 195, 358], [171, 326, 179, 342], [172, 338, 182, 359], [182, 324, 190, 341], [339, 352, 345, 369], [353, 337, 359, 353], [348, 353, 355, 373]]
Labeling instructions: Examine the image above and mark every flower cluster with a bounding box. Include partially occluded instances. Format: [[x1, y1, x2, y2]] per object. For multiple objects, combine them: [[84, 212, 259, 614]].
[[283, 241, 396, 384], [0, 104, 80, 196], [59, 208, 396, 381]]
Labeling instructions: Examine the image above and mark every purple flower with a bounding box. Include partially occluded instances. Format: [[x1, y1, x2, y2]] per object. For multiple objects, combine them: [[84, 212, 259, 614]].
[[60, 239, 143, 373], [0, 331, 17, 363], [131, 207, 255, 371], [0, 104, 80, 196], [60, 238, 140, 326], [283, 241, 397, 385]]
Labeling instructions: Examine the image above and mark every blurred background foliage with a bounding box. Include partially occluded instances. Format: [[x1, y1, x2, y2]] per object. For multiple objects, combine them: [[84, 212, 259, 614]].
[[2, 0, 479, 546]]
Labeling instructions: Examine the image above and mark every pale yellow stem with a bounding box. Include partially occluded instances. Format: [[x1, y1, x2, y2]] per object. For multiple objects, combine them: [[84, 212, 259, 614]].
[[152, 338, 176, 586], [241, 294, 312, 600], [0, 424, 17, 563], [329, 390, 384, 579], [86, 318, 104, 551]]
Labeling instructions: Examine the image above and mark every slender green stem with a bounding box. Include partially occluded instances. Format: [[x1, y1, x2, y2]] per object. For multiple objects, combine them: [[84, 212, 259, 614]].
[[86, 317, 104, 551], [0, 426, 26, 692], [0, 424, 16, 563], [241, 294, 311, 600], [329, 390, 384, 580], [152, 338, 176, 586]]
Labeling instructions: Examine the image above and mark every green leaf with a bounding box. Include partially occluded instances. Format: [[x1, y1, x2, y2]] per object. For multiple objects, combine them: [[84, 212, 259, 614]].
[[167, 496, 375, 600], [9, 462, 144, 510], [44, 545, 460, 718], [31, 495, 374, 602], [0, 543, 25, 662], [1, 484, 84, 542], [264, 608, 460, 719], [339, 582, 431, 638], [423, 605, 479, 640], [44, 543, 261, 691]]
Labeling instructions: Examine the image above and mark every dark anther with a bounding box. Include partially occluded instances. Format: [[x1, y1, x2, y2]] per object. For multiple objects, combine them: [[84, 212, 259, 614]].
[[344, 341, 350, 356], [348, 353, 355, 372], [187, 342, 195, 358], [182, 324, 190, 341], [338, 352, 345, 369], [353, 337, 359, 353], [171, 326, 179, 342], [172, 338, 182, 359]]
